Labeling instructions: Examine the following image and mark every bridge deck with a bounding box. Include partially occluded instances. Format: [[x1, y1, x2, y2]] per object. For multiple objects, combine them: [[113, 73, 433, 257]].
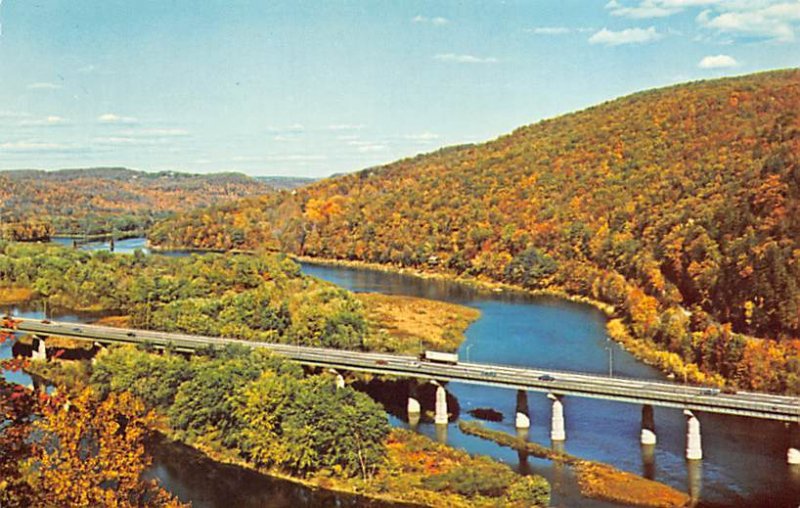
[[4, 317, 799, 422]]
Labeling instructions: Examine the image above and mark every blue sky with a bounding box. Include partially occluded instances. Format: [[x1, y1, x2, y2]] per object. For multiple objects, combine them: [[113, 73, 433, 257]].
[[1, 0, 799, 177]]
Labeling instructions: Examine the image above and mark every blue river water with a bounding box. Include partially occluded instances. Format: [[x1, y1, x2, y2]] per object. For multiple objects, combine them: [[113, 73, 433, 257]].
[[3, 237, 799, 507]]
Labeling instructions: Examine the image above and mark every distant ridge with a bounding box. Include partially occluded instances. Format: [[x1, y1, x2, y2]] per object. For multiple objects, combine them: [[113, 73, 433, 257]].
[[0, 167, 272, 236]]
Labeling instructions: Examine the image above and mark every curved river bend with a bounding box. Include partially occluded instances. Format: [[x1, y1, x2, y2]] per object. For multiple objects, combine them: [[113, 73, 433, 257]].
[[3, 237, 798, 507]]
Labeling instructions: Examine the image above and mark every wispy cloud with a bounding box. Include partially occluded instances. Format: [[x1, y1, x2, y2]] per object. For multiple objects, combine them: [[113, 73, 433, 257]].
[[528, 26, 572, 35], [403, 132, 440, 142], [606, 1, 800, 42], [98, 113, 138, 124], [347, 140, 388, 153], [697, 4, 800, 43], [92, 128, 189, 146], [0, 110, 30, 120], [27, 82, 62, 90], [266, 154, 327, 162], [20, 115, 69, 127], [412, 15, 449, 26], [268, 123, 305, 134], [327, 124, 365, 131], [0, 140, 71, 152], [434, 53, 498, 64], [232, 154, 327, 163], [589, 26, 663, 45], [605, 0, 678, 19], [118, 128, 189, 137], [698, 54, 739, 68]]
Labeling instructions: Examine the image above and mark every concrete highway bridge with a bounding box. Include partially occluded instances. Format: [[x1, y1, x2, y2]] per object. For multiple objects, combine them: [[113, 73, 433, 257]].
[[4, 316, 800, 464]]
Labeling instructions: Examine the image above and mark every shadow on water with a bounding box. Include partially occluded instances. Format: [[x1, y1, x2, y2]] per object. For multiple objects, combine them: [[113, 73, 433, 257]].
[[351, 378, 461, 423], [144, 436, 415, 508]]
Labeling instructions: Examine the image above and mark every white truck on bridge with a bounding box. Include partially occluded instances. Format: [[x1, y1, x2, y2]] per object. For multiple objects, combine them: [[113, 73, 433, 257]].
[[421, 350, 459, 364]]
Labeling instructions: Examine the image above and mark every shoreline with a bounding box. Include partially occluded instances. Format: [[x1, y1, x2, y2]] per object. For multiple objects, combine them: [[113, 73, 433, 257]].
[[292, 254, 617, 316], [458, 421, 690, 508]]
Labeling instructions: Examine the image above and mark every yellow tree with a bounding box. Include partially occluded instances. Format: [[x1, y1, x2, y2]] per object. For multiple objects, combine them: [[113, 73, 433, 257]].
[[26, 389, 185, 508]]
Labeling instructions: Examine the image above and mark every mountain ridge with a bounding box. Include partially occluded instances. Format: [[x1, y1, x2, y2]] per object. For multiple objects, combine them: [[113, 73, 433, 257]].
[[151, 69, 800, 392]]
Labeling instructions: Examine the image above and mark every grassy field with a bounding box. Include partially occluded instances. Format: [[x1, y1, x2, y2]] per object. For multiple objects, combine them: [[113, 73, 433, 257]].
[[359, 293, 480, 354]]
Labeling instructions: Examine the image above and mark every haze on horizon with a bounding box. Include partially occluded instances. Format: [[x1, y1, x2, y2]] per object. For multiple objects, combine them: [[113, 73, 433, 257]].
[[1, 0, 799, 178]]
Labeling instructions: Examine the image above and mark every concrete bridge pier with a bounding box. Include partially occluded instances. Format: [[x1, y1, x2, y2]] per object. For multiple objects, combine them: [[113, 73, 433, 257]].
[[328, 369, 345, 389], [641, 404, 657, 445], [548, 393, 566, 441], [31, 335, 47, 361], [787, 423, 800, 465], [433, 382, 448, 425], [515, 390, 531, 429], [684, 410, 703, 460], [407, 381, 421, 417]]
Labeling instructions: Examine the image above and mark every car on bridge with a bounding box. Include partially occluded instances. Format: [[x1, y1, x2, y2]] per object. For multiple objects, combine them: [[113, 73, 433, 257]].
[[538, 374, 556, 382]]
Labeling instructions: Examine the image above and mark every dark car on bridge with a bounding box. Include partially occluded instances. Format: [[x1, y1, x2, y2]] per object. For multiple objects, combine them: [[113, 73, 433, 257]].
[[538, 374, 556, 382]]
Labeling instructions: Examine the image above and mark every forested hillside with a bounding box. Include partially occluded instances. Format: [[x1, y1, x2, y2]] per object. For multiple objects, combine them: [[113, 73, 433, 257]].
[[0, 167, 271, 239], [150, 70, 800, 392]]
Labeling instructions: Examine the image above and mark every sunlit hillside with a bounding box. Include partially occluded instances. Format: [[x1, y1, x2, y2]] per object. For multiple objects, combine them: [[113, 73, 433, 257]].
[[151, 70, 800, 392]]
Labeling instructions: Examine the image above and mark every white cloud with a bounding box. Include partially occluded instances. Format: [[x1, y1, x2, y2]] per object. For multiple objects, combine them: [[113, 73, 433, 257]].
[[347, 140, 388, 153], [27, 82, 62, 90], [433, 53, 498, 64], [404, 132, 440, 141], [607, 1, 800, 42], [266, 154, 326, 162], [268, 123, 305, 133], [589, 26, 663, 45], [0, 110, 30, 120], [0, 140, 69, 152], [98, 113, 138, 124], [528, 26, 572, 35], [92, 128, 189, 146], [412, 15, 449, 26], [118, 128, 189, 137], [356, 144, 387, 153], [698, 54, 739, 68], [20, 115, 69, 127], [697, 3, 800, 42], [327, 123, 365, 131]]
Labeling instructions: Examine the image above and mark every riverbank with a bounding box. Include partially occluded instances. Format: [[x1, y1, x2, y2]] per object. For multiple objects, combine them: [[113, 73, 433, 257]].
[[294, 255, 617, 316], [0, 286, 34, 305], [25, 357, 550, 508], [294, 255, 735, 390], [458, 421, 690, 508]]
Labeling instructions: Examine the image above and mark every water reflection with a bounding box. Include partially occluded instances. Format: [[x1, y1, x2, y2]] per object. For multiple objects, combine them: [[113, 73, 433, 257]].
[[146, 437, 410, 508], [687, 459, 703, 506], [641, 443, 656, 480], [434, 423, 448, 444]]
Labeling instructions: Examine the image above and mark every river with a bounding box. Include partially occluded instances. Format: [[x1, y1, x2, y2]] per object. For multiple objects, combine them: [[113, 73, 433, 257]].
[[4, 237, 799, 507]]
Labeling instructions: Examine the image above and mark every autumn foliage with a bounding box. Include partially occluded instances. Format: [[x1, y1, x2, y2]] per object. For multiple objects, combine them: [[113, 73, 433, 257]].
[[0, 167, 272, 237], [150, 70, 800, 392]]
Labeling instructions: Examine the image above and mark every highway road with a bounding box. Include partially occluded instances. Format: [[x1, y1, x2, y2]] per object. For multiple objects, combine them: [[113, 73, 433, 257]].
[[4, 316, 799, 422]]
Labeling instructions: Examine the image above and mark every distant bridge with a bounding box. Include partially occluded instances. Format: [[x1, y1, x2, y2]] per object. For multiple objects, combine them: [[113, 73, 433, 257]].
[[5, 316, 800, 463]]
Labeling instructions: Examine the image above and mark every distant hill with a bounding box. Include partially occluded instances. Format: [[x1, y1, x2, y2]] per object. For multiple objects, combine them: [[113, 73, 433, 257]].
[[150, 70, 800, 391], [0, 167, 272, 237], [254, 175, 316, 190]]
